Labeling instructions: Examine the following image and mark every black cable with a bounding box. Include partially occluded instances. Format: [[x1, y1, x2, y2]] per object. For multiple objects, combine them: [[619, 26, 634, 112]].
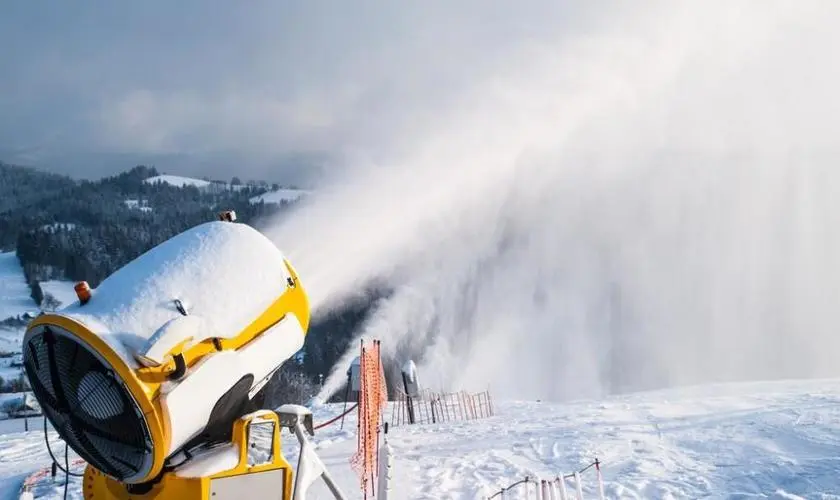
[[64, 442, 69, 500], [43, 416, 84, 477], [563, 460, 598, 479]]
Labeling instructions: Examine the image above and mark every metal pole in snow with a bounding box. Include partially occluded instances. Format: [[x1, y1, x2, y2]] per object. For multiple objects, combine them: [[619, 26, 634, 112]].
[[340, 372, 351, 430], [402, 372, 415, 424], [291, 422, 347, 500]]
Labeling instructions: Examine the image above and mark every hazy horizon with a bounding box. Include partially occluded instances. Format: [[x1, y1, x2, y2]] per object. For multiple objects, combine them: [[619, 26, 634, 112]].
[[3, 1, 596, 183]]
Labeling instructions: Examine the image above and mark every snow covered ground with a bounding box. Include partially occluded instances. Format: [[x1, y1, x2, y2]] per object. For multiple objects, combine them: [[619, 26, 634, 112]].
[[0, 253, 36, 322], [7, 378, 840, 499], [0, 353, 24, 384], [0, 331, 23, 360]]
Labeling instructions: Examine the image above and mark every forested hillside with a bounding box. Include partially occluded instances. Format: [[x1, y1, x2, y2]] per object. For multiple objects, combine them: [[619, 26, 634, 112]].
[[0, 163, 292, 295]]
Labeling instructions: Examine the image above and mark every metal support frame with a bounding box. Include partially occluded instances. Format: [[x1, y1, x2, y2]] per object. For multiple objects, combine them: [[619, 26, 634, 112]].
[[276, 404, 347, 500]]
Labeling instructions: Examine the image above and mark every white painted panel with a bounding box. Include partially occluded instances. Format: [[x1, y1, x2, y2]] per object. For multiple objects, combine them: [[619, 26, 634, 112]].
[[209, 469, 287, 499]]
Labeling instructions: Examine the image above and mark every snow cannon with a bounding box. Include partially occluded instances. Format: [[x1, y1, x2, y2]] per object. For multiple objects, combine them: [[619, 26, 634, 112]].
[[21, 216, 317, 499]]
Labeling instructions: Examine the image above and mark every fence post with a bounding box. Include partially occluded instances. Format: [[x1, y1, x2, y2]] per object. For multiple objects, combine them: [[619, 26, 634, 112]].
[[573, 472, 583, 500], [443, 396, 450, 422], [596, 458, 605, 500], [548, 479, 559, 500], [557, 477, 568, 500], [525, 478, 533, 500], [376, 432, 393, 500], [392, 393, 401, 428], [535, 478, 543, 500]]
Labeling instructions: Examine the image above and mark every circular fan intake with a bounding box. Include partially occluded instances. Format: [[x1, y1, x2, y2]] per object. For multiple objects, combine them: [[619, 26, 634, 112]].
[[23, 324, 153, 482]]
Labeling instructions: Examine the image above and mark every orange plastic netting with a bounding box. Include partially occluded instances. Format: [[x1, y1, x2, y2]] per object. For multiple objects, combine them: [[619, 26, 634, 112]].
[[350, 339, 388, 496]]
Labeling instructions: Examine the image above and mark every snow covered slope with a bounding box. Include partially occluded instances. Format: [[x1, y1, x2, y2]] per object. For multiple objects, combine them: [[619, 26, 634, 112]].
[[9, 378, 840, 499], [0, 253, 36, 322], [143, 174, 211, 188]]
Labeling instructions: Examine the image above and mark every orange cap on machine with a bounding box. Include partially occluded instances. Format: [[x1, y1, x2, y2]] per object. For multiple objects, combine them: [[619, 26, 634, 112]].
[[74, 281, 91, 305]]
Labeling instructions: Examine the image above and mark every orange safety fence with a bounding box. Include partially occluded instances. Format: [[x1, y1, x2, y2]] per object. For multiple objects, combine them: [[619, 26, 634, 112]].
[[349, 339, 388, 498]]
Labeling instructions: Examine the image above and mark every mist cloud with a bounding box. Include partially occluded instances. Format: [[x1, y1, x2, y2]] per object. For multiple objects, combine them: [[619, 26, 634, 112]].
[[258, 1, 840, 401]]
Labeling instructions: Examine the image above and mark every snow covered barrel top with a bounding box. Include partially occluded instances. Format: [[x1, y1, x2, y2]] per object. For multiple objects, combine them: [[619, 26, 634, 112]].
[[21, 218, 312, 485], [55, 219, 304, 363]]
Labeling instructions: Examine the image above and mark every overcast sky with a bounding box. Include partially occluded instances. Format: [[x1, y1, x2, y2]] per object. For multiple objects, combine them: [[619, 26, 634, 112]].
[[1, 0, 608, 182]]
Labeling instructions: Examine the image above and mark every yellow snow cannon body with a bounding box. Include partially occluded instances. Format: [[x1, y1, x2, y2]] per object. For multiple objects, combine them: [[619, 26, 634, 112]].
[[22, 213, 312, 499]]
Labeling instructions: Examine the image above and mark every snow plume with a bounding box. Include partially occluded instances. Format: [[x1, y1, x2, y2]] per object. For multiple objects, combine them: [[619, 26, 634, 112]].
[[263, 0, 840, 402]]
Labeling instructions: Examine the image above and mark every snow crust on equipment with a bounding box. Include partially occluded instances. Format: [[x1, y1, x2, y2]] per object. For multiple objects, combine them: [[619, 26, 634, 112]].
[[137, 315, 209, 366], [55, 221, 294, 366], [174, 443, 241, 478]]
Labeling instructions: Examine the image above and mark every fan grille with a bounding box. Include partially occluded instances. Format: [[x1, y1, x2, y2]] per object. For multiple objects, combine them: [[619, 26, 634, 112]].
[[23, 324, 153, 482]]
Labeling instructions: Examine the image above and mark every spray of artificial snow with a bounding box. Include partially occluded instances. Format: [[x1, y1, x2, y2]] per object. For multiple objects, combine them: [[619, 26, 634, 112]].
[[263, 0, 840, 402]]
